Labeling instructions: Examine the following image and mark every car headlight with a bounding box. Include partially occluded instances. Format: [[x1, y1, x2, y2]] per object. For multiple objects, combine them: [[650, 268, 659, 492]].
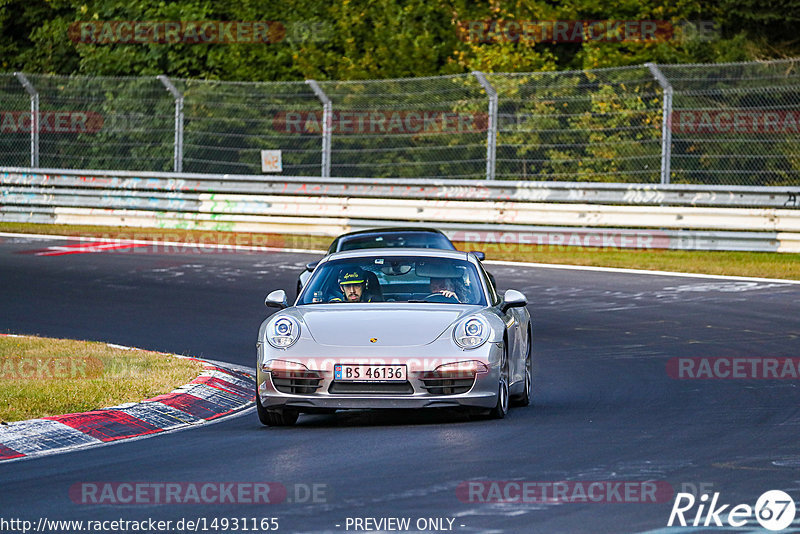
[[453, 316, 490, 349], [266, 316, 300, 349]]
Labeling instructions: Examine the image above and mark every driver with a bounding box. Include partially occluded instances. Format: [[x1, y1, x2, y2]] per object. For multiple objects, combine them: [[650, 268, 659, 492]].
[[429, 277, 460, 302], [330, 267, 372, 303]]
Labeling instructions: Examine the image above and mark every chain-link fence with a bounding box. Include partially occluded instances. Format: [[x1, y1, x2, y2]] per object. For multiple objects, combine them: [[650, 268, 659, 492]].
[[659, 60, 800, 186], [487, 66, 663, 183], [174, 78, 322, 175], [2, 58, 800, 185], [315, 74, 489, 179]]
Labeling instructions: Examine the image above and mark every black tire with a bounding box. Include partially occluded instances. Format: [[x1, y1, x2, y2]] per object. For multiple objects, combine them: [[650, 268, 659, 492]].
[[488, 349, 510, 419], [512, 326, 533, 407], [256, 394, 299, 426]]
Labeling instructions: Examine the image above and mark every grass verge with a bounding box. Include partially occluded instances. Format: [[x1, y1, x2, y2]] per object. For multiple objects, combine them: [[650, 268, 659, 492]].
[[0, 335, 205, 423], [1, 222, 798, 281]]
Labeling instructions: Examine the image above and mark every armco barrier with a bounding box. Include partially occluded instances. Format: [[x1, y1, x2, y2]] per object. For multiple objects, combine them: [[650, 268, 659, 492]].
[[3, 167, 799, 207], [1, 168, 799, 253]]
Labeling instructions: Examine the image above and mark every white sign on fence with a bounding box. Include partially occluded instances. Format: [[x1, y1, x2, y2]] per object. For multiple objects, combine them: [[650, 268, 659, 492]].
[[261, 150, 282, 173]]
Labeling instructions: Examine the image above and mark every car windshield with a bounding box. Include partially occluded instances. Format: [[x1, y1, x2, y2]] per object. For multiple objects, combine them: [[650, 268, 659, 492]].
[[335, 232, 455, 252], [298, 256, 486, 306]]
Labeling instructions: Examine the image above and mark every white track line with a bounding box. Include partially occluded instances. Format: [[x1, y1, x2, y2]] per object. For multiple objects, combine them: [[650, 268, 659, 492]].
[[483, 259, 800, 285], [2, 231, 798, 285]]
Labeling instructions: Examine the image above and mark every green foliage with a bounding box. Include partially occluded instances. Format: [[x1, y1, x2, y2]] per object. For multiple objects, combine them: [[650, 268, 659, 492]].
[[0, 0, 797, 80], [2, 1, 799, 185]]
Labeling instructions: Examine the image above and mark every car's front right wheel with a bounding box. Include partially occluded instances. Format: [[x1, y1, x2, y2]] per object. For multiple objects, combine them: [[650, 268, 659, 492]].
[[512, 326, 532, 407], [256, 394, 299, 426], [488, 349, 510, 419]]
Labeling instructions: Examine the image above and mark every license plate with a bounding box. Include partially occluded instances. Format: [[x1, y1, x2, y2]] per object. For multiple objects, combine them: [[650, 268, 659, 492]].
[[334, 364, 407, 382]]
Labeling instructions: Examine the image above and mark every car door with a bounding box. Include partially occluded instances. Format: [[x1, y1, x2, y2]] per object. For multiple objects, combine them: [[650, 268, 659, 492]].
[[477, 260, 523, 386]]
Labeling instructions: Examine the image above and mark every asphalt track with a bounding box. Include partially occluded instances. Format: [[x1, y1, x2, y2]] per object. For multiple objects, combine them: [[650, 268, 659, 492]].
[[1, 234, 800, 534]]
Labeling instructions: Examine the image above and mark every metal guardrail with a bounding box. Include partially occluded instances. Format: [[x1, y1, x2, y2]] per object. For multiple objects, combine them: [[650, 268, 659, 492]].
[[2, 167, 799, 208], [1, 168, 799, 253]]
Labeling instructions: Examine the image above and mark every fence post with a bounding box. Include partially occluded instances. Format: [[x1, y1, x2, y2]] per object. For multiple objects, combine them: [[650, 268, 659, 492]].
[[306, 80, 332, 178], [157, 75, 184, 173], [472, 71, 498, 181], [13, 73, 39, 168], [645, 63, 673, 185]]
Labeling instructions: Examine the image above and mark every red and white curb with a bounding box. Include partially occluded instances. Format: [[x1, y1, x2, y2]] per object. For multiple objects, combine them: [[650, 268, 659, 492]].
[[0, 342, 255, 462]]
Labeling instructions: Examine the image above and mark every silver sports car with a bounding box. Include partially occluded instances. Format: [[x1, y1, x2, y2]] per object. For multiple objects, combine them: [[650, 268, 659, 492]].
[[256, 248, 532, 426]]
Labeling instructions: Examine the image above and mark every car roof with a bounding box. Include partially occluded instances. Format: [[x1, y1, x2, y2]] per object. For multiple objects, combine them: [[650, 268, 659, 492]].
[[336, 227, 448, 238], [322, 247, 474, 263]]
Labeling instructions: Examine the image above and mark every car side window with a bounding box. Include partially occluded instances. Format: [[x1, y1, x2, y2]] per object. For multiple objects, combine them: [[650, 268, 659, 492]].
[[476, 260, 500, 306], [327, 238, 339, 254]]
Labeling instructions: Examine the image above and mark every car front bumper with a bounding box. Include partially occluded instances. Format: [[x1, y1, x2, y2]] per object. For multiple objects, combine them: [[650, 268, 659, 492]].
[[256, 341, 503, 412]]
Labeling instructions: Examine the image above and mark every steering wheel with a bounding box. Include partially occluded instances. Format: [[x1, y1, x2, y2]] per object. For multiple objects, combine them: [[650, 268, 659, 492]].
[[422, 292, 460, 303]]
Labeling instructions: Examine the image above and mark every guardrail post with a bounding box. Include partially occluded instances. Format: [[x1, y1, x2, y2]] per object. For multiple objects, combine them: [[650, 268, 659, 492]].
[[472, 71, 498, 181], [306, 80, 332, 178], [157, 75, 184, 173], [13, 73, 39, 168], [646, 63, 673, 185]]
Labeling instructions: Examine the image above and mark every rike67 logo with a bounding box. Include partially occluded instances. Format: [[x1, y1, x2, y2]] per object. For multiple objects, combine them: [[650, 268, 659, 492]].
[[668, 490, 796, 531]]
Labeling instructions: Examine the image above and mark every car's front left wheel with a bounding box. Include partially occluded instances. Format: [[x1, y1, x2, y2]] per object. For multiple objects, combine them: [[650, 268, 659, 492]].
[[256, 394, 299, 426]]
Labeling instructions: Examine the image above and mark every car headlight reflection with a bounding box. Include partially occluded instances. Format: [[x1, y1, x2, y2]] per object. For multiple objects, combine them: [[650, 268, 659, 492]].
[[422, 360, 489, 379], [453, 317, 490, 349], [266, 316, 300, 349], [261, 359, 319, 379]]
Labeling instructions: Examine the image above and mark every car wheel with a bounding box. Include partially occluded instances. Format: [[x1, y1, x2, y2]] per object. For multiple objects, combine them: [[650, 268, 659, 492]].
[[489, 349, 510, 419], [512, 326, 532, 407], [256, 394, 299, 426]]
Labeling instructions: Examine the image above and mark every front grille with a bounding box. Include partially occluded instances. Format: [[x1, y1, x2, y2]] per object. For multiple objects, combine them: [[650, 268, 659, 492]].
[[270, 370, 323, 394], [419, 373, 476, 395], [328, 381, 414, 395]]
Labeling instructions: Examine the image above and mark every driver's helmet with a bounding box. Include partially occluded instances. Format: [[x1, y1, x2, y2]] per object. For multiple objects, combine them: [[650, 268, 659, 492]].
[[338, 267, 367, 287]]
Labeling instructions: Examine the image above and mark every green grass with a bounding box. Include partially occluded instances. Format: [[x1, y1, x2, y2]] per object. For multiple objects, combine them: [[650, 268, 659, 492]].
[[1, 222, 799, 280], [0, 335, 204, 423]]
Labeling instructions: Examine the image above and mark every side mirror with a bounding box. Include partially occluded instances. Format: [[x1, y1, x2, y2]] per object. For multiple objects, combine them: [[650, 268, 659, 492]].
[[501, 289, 527, 313], [471, 251, 486, 261], [305, 261, 319, 272], [265, 289, 288, 309]]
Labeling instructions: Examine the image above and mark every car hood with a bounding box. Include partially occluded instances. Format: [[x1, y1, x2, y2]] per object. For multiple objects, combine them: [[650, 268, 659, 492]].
[[294, 304, 477, 347]]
